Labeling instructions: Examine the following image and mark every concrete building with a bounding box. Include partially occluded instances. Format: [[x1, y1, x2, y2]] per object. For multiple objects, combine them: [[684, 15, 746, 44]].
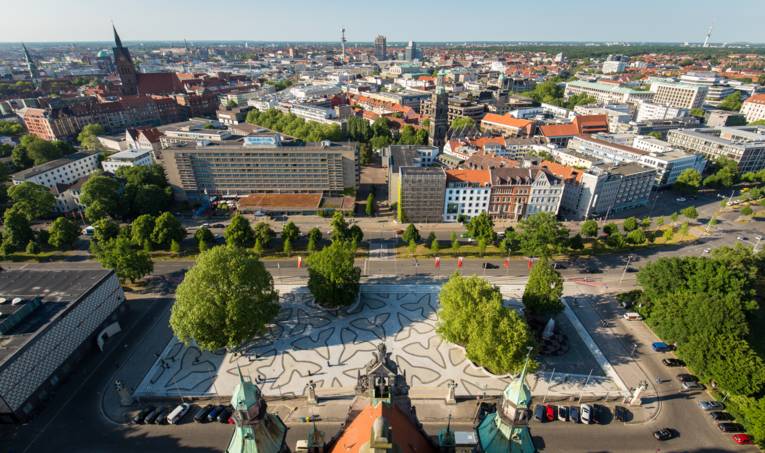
[[374, 35, 387, 60], [0, 270, 125, 423], [574, 104, 633, 132], [101, 149, 154, 173], [443, 169, 491, 222], [384, 144, 440, 204], [571, 163, 656, 219], [480, 113, 534, 137], [428, 73, 449, 149], [602, 55, 629, 74], [397, 167, 446, 223], [10, 152, 100, 213], [216, 106, 253, 126], [160, 134, 358, 201], [569, 135, 706, 186], [649, 79, 708, 109], [635, 101, 689, 123], [742, 94, 765, 123], [289, 104, 340, 125], [405, 41, 418, 61], [667, 126, 765, 173], [421, 98, 486, 125], [564, 81, 653, 105], [487, 167, 533, 221]]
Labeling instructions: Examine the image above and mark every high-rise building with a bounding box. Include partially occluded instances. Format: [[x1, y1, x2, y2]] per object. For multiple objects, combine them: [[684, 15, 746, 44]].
[[428, 71, 449, 149], [112, 25, 138, 96], [405, 40, 417, 61], [21, 43, 39, 89], [374, 35, 387, 60], [649, 78, 708, 110]]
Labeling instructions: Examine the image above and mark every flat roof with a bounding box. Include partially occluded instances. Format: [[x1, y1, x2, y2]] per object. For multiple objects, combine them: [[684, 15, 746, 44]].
[[0, 269, 113, 365], [238, 193, 322, 211], [11, 152, 94, 181], [105, 149, 153, 161]]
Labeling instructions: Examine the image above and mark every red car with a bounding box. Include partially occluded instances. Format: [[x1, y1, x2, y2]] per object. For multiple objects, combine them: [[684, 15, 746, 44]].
[[545, 405, 555, 422], [732, 434, 753, 445]]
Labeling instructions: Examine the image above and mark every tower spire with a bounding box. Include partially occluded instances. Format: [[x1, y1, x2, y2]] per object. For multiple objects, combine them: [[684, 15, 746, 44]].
[[21, 43, 40, 89], [113, 23, 123, 48]]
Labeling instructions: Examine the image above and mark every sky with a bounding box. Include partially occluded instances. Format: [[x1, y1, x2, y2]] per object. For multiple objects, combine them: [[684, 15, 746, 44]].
[[2, 0, 765, 44]]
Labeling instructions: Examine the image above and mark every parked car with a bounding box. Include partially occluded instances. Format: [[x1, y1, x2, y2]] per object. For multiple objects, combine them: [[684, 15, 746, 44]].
[[153, 407, 170, 425], [132, 406, 155, 424], [653, 428, 675, 441], [143, 407, 163, 424], [545, 405, 555, 422], [625, 266, 638, 273], [591, 404, 606, 424], [167, 403, 191, 425], [676, 374, 698, 383], [698, 401, 724, 411], [582, 266, 601, 274], [652, 342, 672, 352], [557, 405, 569, 422], [614, 405, 629, 422], [194, 404, 214, 423], [217, 406, 232, 423], [675, 197, 686, 202], [710, 412, 734, 422], [662, 358, 684, 367], [212, 223, 225, 229], [207, 405, 225, 423], [553, 262, 567, 270], [580, 404, 592, 424], [482, 262, 498, 269], [682, 381, 704, 391], [623, 312, 643, 321], [732, 434, 753, 445], [569, 406, 580, 423], [534, 404, 545, 422], [718, 423, 745, 433]]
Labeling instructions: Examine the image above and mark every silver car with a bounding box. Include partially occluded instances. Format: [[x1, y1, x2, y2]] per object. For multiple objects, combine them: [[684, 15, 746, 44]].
[[698, 400, 724, 411], [682, 381, 703, 391]]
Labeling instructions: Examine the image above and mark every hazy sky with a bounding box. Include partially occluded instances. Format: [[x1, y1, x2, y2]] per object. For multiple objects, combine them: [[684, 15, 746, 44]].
[[3, 0, 764, 43]]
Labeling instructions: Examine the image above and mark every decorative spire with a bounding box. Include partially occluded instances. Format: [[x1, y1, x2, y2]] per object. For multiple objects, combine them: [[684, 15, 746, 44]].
[[113, 23, 123, 48], [518, 346, 533, 386]]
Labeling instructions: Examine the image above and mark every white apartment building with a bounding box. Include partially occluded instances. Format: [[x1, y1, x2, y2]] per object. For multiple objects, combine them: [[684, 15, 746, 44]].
[[742, 94, 765, 123], [569, 135, 706, 186], [602, 60, 626, 74], [564, 80, 653, 105], [649, 78, 708, 109], [568, 163, 656, 219], [101, 149, 154, 173], [443, 169, 491, 222], [667, 126, 765, 173], [11, 152, 100, 213], [527, 171, 564, 216], [636, 101, 689, 122], [289, 83, 342, 100], [289, 104, 339, 124]]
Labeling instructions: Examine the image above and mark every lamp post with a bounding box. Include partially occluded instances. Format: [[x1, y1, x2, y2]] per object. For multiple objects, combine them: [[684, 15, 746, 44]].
[[619, 255, 633, 285]]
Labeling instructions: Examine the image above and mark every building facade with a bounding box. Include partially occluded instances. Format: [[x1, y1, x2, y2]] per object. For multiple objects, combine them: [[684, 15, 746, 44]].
[[487, 167, 533, 221], [649, 79, 707, 109], [742, 94, 765, 123], [428, 73, 449, 149], [564, 81, 653, 105], [397, 167, 446, 223], [667, 126, 765, 173], [101, 149, 154, 173], [374, 35, 387, 60], [443, 169, 491, 222], [11, 152, 100, 212]]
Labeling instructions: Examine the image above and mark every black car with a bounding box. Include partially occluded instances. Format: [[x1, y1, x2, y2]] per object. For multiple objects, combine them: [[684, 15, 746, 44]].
[[614, 405, 629, 422], [553, 262, 567, 269], [582, 266, 601, 274], [676, 373, 698, 383], [194, 404, 214, 423], [217, 406, 232, 423], [482, 262, 498, 269], [625, 266, 638, 273], [534, 404, 545, 422], [718, 422, 745, 433], [591, 404, 607, 424], [154, 407, 170, 425], [211, 223, 225, 229], [653, 428, 675, 441], [132, 406, 155, 424], [662, 358, 685, 367], [143, 406, 163, 424], [710, 412, 734, 422], [207, 405, 225, 423]]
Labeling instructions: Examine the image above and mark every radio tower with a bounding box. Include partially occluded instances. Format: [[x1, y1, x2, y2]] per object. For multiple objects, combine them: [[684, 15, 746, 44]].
[[340, 27, 347, 60], [703, 25, 713, 48]]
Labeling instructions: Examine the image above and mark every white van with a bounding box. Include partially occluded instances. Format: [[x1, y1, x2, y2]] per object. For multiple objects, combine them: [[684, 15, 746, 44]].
[[623, 312, 642, 321], [167, 403, 190, 424], [580, 404, 592, 424]]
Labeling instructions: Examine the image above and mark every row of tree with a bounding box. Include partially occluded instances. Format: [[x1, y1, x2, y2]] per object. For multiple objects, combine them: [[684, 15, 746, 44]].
[[79, 165, 173, 222]]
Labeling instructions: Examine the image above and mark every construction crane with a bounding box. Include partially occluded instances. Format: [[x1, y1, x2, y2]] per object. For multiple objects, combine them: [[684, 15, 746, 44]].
[[703, 25, 713, 48]]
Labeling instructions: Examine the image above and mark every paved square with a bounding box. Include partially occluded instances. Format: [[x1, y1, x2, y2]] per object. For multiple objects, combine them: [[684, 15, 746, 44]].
[[135, 284, 619, 399]]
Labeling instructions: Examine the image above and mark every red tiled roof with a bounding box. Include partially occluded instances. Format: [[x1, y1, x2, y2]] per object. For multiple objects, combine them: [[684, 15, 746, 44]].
[[445, 169, 491, 184], [136, 72, 184, 95], [540, 160, 584, 183], [538, 123, 578, 137], [481, 113, 533, 129], [745, 93, 765, 105]]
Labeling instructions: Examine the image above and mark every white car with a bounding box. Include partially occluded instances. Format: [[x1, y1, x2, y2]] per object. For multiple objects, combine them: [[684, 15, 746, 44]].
[[698, 400, 724, 411], [580, 404, 592, 424], [166, 402, 191, 424], [675, 197, 686, 202]]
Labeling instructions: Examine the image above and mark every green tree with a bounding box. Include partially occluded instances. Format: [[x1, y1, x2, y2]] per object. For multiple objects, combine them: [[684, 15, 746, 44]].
[[94, 236, 153, 282], [478, 238, 487, 257], [254, 222, 274, 248], [426, 232, 437, 248], [568, 233, 584, 250], [430, 237, 440, 254], [626, 229, 647, 245], [80, 174, 122, 221], [451, 231, 460, 251], [48, 216, 79, 250], [517, 212, 568, 257], [77, 123, 105, 150], [281, 221, 300, 243], [681, 206, 699, 220], [670, 211, 679, 223], [130, 214, 155, 249], [151, 212, 186, 249], [2, 206, 33, 251], [450, 116, 476, 130], [225, 214, 255, 248], [662, 227, 674, 241], [402, 223, 421, 244], [307, 227, 322, 253], [719, 92, 743, 111], [253, 238, 264, 256], [92, 217, 119, 243], [7, 182, 56, 220], [703, 157, 738, 188], [283, 237, 293, 256], [690, 107, 705, 118], [330, 211, 349, 242], [522, 257, 564, 317], [194, 226, 214, 252], [603, 223, 618, 236], [678, 222, 689, 236], [25, 239, 39, 254], [466, 212, 497, 243], [170, 239, 181, 254], [408, 238, 417, 256], [607, 232, 626, 248], [674, 168, 702, 195], [365, 193, 375, 216], [580, 219, 598, 237], [169, 246, 279, 351], [306, 241, 361, 308], [622, 217, 639, 232]]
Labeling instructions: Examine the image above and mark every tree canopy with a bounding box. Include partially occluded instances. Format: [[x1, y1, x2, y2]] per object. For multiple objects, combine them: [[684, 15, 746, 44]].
[[77, 123, 105, 150], [522, 257, 564, 317], [674, 168, 702, 195], [517, 212, 569, 257], [48, 217, 80, 250], [170, 246, 279, 351], [7, 182, 55, 220], [465, 212, 497, 243], [306, 241, 360, 308], [93, 236, 153, 282], [225, 214, 255, 248]]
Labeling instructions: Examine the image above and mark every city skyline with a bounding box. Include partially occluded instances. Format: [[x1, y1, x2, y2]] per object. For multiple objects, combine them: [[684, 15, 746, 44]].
[[3, 0, 765, 44]]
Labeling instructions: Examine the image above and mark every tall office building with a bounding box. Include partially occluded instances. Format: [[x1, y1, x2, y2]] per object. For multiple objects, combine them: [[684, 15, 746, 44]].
[[428, 72, 449, 149], [21, 43, 40, 89], [405, 40, 417, 61], [374, 35, 387, 60], [112, 25, 138, 96]]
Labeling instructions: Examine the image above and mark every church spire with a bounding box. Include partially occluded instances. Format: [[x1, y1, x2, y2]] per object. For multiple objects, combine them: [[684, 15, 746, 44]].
[[113, 23, 123, 48], [21, 43, 39, 89]]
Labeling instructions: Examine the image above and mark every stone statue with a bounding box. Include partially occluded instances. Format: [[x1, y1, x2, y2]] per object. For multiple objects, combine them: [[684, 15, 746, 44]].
[[306, 379, 317, 405], [445, 379, 458, 405]]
